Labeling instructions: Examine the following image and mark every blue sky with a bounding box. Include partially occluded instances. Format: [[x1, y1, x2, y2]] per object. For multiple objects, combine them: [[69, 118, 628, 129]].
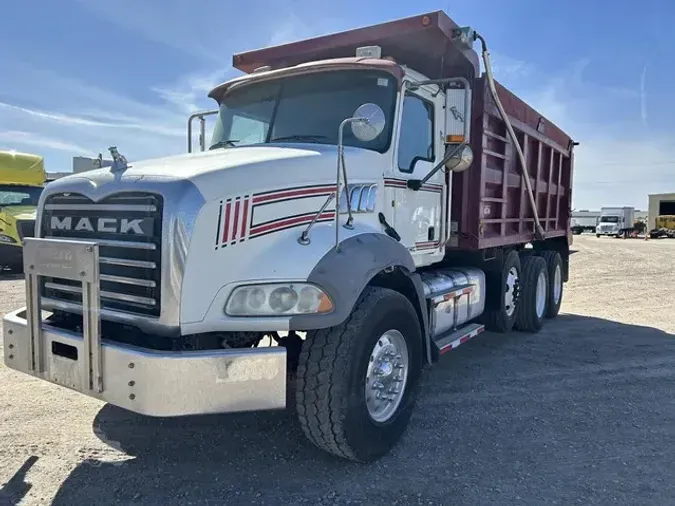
[[2, 0, 673, 209]]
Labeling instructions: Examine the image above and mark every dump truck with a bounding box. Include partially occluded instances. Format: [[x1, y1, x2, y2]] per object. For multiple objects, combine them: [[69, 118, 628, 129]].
[[3, 11, 575, 462], [0, 150, 45, 271]]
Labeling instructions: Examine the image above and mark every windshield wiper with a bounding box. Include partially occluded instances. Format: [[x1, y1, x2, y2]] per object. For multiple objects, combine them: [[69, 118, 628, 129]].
[[209, 140, 240, 150], [269, 134, 330, 143]]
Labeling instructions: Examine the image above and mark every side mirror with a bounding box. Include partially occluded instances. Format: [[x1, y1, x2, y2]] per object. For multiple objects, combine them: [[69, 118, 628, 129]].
[[444, 144, 474, 172], [351, 103, 386, 142]]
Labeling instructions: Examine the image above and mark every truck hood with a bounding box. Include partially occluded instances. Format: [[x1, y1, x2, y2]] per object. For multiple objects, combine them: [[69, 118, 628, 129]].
[[56, 144, 388, 202], [0, 206, 36, 221]]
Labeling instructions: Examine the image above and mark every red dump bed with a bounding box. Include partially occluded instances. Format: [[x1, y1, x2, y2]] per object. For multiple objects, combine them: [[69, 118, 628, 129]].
[[451, 78, 574, 250], [233, 11, 575, 251]]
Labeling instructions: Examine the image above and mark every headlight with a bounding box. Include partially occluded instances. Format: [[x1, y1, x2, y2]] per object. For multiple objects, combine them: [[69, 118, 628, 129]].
[[0, 234, 17, 244], [224, 283, 334, 316]]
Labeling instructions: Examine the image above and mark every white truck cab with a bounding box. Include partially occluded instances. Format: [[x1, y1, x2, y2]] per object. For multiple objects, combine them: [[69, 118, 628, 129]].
[[596, 206, 635, 238]]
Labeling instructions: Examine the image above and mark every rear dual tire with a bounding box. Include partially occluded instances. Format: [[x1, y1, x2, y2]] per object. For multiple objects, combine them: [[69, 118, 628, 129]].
[[515, 255, 549, 332], [481, 250, 521, 333], [481, 248, 562, 334], [537, 251, 563, 319]]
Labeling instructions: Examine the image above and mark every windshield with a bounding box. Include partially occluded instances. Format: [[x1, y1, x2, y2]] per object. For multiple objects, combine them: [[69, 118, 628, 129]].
[[210, 69, 398, 152], [600, 216, 619, 223], [0, 185, 43, 207]]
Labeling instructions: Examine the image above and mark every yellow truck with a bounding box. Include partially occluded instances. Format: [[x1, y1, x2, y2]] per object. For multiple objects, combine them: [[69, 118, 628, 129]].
[[651, 215, 675, 238], [0, 150, 46, 271]]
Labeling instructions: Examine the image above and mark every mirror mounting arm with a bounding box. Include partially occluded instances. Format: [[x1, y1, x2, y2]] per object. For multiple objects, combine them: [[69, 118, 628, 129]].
[[406, 143, 465, 191], [335, 117, 367, 250]]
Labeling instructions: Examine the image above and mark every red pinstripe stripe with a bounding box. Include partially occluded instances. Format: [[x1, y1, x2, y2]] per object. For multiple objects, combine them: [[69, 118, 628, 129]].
[[252, 185, 336, 204], [250, 211, 335, 236], [231, 199, 241, 241], [240, 197, 249, 239], [221, 201, 231, 243]]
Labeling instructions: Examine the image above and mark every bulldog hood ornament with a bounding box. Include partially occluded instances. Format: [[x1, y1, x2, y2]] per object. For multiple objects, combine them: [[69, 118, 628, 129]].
[[108, 146, 129, 173]]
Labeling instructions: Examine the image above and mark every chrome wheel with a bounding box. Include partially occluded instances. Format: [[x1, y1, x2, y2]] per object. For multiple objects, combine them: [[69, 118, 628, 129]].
[[552, 264, 562, 306], [504, 267, 519, 317], [535, 271, 547, 318], [365, 330, 409, 423]]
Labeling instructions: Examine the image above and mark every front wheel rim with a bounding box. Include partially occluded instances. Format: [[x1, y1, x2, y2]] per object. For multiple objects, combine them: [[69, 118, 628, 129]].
[[535, 271, 547, 318], [365, 330, 409, 423]]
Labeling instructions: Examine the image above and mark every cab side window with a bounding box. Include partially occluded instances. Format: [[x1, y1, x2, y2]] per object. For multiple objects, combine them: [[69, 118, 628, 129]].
[[397, 93, 434, 173]]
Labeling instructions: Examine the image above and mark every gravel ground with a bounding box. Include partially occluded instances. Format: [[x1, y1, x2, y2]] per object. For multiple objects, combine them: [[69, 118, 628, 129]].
[[1, 235, 674, 505]]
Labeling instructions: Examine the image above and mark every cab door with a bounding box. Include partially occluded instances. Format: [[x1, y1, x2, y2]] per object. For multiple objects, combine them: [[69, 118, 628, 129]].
[[388, 86, 445, 265]]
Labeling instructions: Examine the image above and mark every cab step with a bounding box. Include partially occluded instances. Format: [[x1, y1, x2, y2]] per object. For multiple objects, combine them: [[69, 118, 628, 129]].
[[433, 323, 485, 355]]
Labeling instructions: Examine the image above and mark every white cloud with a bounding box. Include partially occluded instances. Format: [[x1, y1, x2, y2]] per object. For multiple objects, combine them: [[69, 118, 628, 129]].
[[640, 65, 648, 126], [510, 59, 675, 209], [3, 3, 672, 210], [488, 52, 533, 79], [0, 56, 193, 169], [0, 131, 91, 154], [0, 1, 346, 172], [152, 68, 234, 115]]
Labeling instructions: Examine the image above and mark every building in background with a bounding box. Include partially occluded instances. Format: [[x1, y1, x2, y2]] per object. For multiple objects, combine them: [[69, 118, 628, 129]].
[[46, 155, 113, 182], [72, 155, 112, 173], [647, 193, 675, 231]]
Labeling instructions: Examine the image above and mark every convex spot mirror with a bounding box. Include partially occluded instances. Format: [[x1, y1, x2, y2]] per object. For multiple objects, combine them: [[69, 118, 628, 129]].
[[351, 103, 386, 142], [445, 144, 474, 172]]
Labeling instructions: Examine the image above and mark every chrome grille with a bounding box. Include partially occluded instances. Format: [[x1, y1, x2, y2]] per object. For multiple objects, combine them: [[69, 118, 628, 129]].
[[40, 192, 163, 317], [16, 219, 35, 241]]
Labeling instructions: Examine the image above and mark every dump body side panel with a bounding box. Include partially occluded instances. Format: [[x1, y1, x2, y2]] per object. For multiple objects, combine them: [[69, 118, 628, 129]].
[[449, 77, 574, 251]]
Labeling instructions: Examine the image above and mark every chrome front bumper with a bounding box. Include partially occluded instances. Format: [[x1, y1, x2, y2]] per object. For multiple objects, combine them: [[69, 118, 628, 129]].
[[2, 238, 286, 417]]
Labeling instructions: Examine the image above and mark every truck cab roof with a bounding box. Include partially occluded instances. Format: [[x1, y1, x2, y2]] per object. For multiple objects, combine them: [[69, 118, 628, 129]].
[[209, 57, 404, 102], [0, 150, 45, 186]]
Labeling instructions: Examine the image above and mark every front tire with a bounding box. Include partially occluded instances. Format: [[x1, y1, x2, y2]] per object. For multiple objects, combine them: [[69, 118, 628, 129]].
[[515, 255, 549, 333], [295, 286, 423, 462]]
